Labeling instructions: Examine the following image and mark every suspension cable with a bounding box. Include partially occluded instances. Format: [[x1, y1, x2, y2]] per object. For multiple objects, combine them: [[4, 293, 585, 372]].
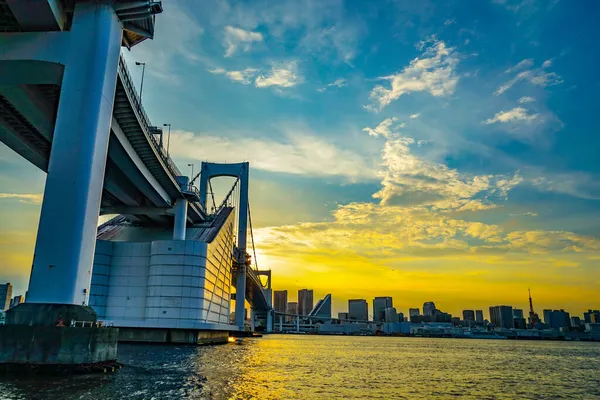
[[208, 179, 217, 213], [248, 202, 258, 273]]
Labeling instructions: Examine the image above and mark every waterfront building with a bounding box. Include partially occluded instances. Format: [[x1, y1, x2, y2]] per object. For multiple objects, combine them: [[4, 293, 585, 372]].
[[462, 310, 475, 323], [298, 289, 314, 316], [348, 299, 368, 321], [373, 297, 393, 321], [384, 307, 399, 323], [584, 310, 600, 324], [432, 309, 452, 323], [274, 290, 288, 314], [549, 309, 570, 329], [543, 309, 553, 325], [513, 317, 527, 329], [489, 306, 514, 329], [423, 301, 436, 317], [409, 308, 420, 317], [338, 312, 349, 320], [0, 283, 12, 311], [513, 309, 524, 319], [475, 310, 484, 324], [287, 302, 298, 315], [8, 295, 23, 309], [309, 294, 332, 320], [570, 316, 582, 327]]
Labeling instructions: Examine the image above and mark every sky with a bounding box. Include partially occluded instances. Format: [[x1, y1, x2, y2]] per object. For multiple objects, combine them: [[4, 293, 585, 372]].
[[1, 0, 600, 319]]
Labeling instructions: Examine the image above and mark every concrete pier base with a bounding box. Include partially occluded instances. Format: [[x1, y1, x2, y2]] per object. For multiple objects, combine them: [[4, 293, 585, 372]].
[[118, 328, 228, 345]]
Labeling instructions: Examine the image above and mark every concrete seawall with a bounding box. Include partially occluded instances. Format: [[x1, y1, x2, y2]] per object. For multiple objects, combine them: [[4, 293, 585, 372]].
[[0, 326, 118, 365]]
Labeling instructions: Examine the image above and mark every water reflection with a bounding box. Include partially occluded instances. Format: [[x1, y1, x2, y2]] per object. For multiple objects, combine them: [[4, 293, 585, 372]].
[[0, 336, 599, 399]]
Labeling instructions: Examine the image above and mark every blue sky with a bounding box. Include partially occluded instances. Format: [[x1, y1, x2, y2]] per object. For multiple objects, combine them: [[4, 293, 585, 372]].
[[1, 0, 599, 316]]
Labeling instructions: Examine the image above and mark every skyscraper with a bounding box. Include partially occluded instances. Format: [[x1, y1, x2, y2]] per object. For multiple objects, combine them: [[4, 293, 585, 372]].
[[489, 305, 514, 329], [543, 309, 553, 325], [348, 299, 368, 321], [462, 310, 475, 322], [513, 309, 524, 319], [0, 283, 13, 311], [9, 295, 23, 309], [423, 301, 436, 317], [286, 301, 298, 315], [373, 297, 393, 321], [274, 290, 288, 314], [384, 307, 399, 323], [338, 312, 349, 320], [475, 310, 484, 324], [298, 289, 314, 316], [549, 309, 570, 329], [409, 308, 420, 317]]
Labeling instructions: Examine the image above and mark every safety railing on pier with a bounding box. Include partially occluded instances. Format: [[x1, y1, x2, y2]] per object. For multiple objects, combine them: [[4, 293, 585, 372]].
[[117, 54, 182, 179]]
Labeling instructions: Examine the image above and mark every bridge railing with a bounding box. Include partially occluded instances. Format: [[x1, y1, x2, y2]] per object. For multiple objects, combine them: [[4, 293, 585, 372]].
[[117, 54, 182, 178]]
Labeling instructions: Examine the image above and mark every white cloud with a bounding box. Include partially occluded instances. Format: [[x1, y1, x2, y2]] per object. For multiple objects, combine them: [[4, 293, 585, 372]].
[[362, 118, 402, 139], [168, 129, 375, 179], [317, 78, 348, 92], [223, 26, 264, 57], [409, 113, 420, 119], [542, 59, 553, 68], [366, 38, 459, 111], [0, 193, 42, 205], [255, 61, 301, 88], [504, 58, 534, 74], [209, 68, 258, 84], [209, 62, 300, 89], [495, 59, 563, 95], [484, 107, 539, 124], [518, 96, 535, 104]]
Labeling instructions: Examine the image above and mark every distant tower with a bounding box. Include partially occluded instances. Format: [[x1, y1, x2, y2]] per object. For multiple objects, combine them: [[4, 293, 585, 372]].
[[528, 289, 540, 328]]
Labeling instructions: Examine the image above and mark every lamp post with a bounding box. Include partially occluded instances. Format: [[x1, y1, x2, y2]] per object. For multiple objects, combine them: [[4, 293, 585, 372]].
[[188, 164, 194, 182], [163, 123, 172, 156], [135, 61, 146, 101]]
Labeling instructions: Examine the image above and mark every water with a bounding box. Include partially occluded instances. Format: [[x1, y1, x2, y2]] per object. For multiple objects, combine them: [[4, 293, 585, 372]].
[[1, 335, 599, 399]]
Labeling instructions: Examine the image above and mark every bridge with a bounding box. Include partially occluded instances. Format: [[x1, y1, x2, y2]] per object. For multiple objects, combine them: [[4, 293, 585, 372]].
[[0, 0, 272, 342]]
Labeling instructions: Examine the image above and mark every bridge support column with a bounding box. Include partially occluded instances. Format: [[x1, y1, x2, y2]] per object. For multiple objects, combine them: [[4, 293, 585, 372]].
[[173, 198, 188, 240], [250, 309, 255, 332], [296, 315, 300, 333], [279, 315, 283, 332], [266, 309, 273, 333], [26, 2, 123, 305]]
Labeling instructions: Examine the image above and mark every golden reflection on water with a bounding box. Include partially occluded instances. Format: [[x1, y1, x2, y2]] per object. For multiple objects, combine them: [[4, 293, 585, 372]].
[[200, 335, 600, 400]]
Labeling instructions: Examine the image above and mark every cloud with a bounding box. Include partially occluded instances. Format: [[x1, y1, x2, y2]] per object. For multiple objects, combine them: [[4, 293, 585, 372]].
[[209, 67, 258, 84], [409, 113, 420, 119], [209, 61, 300, 89], [366, 37, 459, 111], [255, 61, 301, 88], [0, 193, 42, 205], [495, 59, 563, 95], [484, 107, 539, 124], [168, 129, 375, 180], [518, 96, 535, 104], [223, 26, 264, 57], [362, 118, 404, 139], [542, 59, 553, 68], [317, 78, 348, 92]]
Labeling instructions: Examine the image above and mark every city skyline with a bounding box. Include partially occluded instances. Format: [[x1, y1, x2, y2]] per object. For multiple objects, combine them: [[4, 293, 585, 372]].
[[1, 0, 600, 314]]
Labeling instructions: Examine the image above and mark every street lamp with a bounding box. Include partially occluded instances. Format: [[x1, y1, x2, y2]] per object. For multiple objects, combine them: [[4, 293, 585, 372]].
[[163, 123, 172, 156], [135, 61, 146, 101], [188, 164, 194, 181]]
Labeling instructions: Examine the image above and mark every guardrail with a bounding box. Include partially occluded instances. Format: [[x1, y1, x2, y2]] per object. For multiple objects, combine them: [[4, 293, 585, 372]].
[[117, 54, 182, 179]]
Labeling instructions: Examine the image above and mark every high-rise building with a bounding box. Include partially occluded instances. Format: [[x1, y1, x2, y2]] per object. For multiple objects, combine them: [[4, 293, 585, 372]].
[[348, 299, 368, 321], [549, 309, 570, 329], [475, 310, 484, 324], [373, 297, 393, 321], [423, 301, 436, 317], [462, 310, 475, 322], [543, 309, 553, 325], [409, 308, 420, 317], [309, 294, 332, 319], [338, 312, 349, 320], [0, 283, 13, 311], [584, 310, 600, 324], [287, 301, 298, 315], [9, 295, 23, 309], [384, 307, 399, 323], [273, 290, 288, 314], [298, 289, 314, 316], [489, 305, 514, 329], [570, 316, 582, 327], [513, 309, 524, 319]]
